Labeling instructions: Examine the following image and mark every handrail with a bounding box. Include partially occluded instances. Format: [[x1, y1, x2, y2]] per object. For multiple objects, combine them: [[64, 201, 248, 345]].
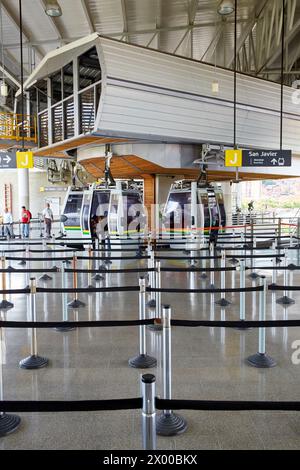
[[0, 112, 37, 143]]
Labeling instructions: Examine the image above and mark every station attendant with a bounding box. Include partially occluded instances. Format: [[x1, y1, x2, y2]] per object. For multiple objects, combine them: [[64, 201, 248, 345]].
[[21, 206, 32, 238], [42, 202, 54, 238]]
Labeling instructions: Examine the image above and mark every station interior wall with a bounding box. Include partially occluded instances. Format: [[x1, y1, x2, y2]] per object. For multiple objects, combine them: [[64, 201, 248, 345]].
[[0, 170, 69, 220]]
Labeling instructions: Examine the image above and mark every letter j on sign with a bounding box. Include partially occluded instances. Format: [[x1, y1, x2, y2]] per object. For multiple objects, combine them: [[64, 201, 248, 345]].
[[16, 151, 34, 169], [225, 149, 242, 167]]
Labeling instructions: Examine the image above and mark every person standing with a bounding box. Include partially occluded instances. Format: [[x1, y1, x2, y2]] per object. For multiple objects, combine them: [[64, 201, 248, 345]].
[[21, 206, 31, 238], [42, 202, 54, 238], [3, 208, 14, 239]]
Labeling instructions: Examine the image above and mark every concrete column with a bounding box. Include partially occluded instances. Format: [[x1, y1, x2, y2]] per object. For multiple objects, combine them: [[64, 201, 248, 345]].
[[18, 168, 30, 210]]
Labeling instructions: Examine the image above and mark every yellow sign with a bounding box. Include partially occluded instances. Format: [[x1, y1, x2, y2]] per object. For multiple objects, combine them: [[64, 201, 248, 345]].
[[225, 149, 242, 167], [16, 151, 34, 169]]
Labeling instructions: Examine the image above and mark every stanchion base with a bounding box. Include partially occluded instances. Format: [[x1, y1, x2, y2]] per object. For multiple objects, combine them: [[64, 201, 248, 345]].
[[147, 319, 163, 332], [156, 412, 187, 436], [7, 266, 16, 271], [276, 296, 295, 305], [19, 354, 49, 369], [18, 260, 26, 266], [215, 298, 231, 307], [55, 324, 76, 332], [0, 413, 21, 437], [67, 299, 86, 308], [147, 299, 156, 308], [92, 274, 104, 281], [104, 260, 112, 265], [200, 273, 208, 280], [39, 274, 52, 282], [128, 354, 157, 369], [0, 299, 14, 310], [52, 265, 59, 271], [86, 284, 94, 289], [65, 260, 72, 265], [246, 352, 277, 368], [248, 272, 260, 280]]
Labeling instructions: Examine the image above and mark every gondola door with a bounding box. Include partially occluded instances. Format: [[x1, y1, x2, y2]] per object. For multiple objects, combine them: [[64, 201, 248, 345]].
[[80, 188, 93, 239]]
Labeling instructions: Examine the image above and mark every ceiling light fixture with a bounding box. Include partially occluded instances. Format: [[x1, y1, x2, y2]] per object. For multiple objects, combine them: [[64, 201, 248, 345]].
[[217, 0, 235, 16], [45, 0, 62, 17]]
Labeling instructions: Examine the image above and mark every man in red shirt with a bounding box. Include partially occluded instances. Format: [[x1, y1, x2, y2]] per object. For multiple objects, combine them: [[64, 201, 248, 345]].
[[21, 206, 31, 238]]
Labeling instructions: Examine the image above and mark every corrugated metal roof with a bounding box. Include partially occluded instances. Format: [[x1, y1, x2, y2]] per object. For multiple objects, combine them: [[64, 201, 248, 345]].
[[1, 0, 300, 85]]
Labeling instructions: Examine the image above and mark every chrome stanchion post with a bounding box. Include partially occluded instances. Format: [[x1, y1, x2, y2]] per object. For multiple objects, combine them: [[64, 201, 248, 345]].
[[215, 250, 230, 307], [147, 249, 156, 308], [141, 374, 156, 451], [86, 244, 94, 288], [68, 254, 85, 309], [271, 241, 277, 286], [277, 248, 295, 306], [39, 239, 52, 282], [236, 259, 250, 330], [246, 276, 276, 368], [156, 305, 187, 436], [148, 261, 163, 331], [0, 256, 13, 310], [56, 262, 75, 332], [19, 278, 48, 369], [0, 315, 21, 436], [92, 239, 104, 282], [209, 242, 215, 288], [129, 277, 157, 368], [249, 235, 259, 280]]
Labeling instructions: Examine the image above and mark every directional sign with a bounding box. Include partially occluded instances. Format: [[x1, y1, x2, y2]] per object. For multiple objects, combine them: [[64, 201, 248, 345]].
[[16, 151, 34, 169], [0, 149, 17, 169], [242, 150, 292, 167], [225, 149, 292, 167]]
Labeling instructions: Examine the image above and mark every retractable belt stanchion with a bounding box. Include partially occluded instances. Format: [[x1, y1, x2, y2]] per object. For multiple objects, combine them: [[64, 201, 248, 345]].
[[68, 254, 86, 309], [51, 235, 59, 270], [0, 315, 21, 436], [156, 305, 187, 436], [141, 374, 156, 450], [271, 241, 277, 286], [19, 278, 49, 369], [200, 242, 208, 279], [277, 248, 295, 306], [236, 259, 251, 330], [129, 277, 157, 368], [39, 239, 52, 282], [93, 239, 104, 282], [0, 256, 13, 310], [249, 233, 259, 280], [56, 262, 75, 332], [18, 242, 26, 265], [86, 244, 94, 288], [209, 242, 215, 288], [215, 250, 231, 307], [246, 276, 276, 368], [147, 249, 156, 308], [148, 261, 163, 331]]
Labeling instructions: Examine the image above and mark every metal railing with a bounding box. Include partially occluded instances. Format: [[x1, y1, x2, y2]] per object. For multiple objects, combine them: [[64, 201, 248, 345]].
[[0, 112, 37, 143]]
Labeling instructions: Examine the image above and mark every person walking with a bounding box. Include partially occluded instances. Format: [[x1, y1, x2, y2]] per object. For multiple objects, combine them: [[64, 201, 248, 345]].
[[3, 208, 14, 239], [21, 206, 32, 238], [42, 202, 54, 238]]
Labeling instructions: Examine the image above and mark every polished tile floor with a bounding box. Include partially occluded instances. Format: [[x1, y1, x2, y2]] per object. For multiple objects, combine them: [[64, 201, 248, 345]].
[[0, 244, 300, 449]]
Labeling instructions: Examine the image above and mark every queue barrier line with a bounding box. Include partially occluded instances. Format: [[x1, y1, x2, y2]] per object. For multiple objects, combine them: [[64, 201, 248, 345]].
[[1, 397, 300, 414], [156, 398, 300, 412], [1, 318, 300, 330], [147, 286, 263, 294], [269, 284, 300, 291], [0, 319, 155, 328], [0, 398, 142, 413]]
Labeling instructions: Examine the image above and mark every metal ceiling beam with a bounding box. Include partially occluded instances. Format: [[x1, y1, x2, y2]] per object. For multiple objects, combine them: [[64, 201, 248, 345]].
[[121, 0, 129, 42], [3, 19, 249, 48], [226, 0, 270, 68], [0, 63, 20, 87], [1, 0, 44, 60], [80, 0, 95, 34]]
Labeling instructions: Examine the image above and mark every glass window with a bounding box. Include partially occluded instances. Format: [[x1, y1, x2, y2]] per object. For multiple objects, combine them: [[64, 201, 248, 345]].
[[164, 191, 192, 233], [63, 194, 83, 227], [62, 62, 73, 99], [78, 46, 101, 90], [51, 70, 62, 104], [35, 79, 48, 113], [198, 192, 210, 229]]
